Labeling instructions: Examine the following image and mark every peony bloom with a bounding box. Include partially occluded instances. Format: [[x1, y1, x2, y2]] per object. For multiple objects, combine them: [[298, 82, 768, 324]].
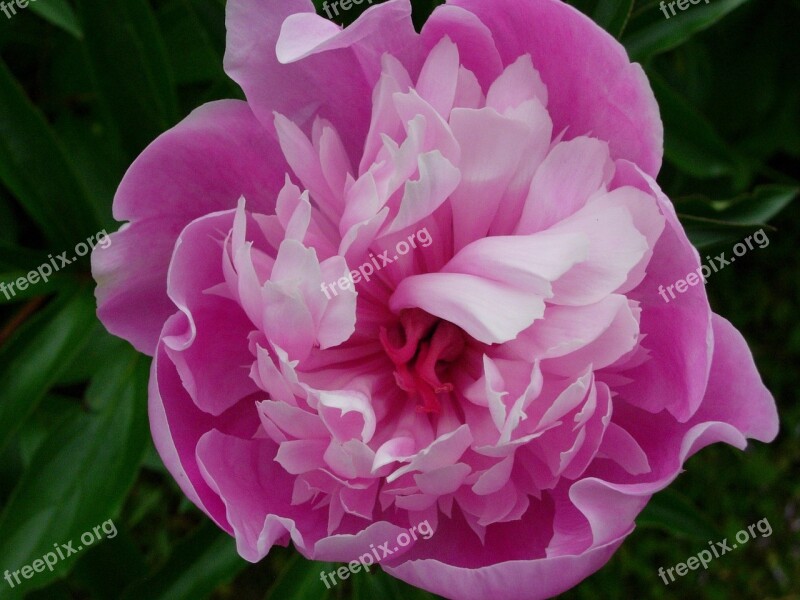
[[92, 0, 779, 598]]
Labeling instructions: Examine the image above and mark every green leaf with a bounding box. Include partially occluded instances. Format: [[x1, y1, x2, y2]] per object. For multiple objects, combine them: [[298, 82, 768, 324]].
[[676, 185, 797, 248], [266, 554, 335, 600], [0, 347, 149, 597], [0, 190, 19, 243], [677, 184, 798, 225], [0, 288, 97, 453], [0, 241, 48, 272], [637, 488, 722, 541], [16, 395, 84, 466], [679, 214, 770, 249], [29, 0, 83, 39], [0, 268, 74, 304], [56, 326, 130, 387], [158, 0, 227, 86], [568, 0, 634, 37], [119, 521, 246, 600], [593, 0, 635, 37], [0, 59, 101, 247], [51, 113, 128, 231], [71, 529, 150, 600], [352, 567, 438, 600], [24, 581, 73, 600], [75, 0, 179, 157], [623, 0, 749, 62], [649, 70, 749, 186]]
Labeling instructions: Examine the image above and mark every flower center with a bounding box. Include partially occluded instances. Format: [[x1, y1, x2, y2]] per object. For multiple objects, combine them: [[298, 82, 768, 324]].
[[379, 309, 466, 414]]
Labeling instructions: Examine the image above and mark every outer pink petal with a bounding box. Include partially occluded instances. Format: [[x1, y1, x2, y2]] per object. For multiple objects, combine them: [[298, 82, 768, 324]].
[[564, 315, 777, 549], [385, 533, 626, 600], [196, 430, 327, 562], [164, 211, 260, 417], [225, 0, 419, 160], [420, 4, 504, 89], [93, 100, 285, 355], [569, 366, 775, 550], [149, 316, 261, 533], [311, 520, 411, 562], [114, 101, 285, 222], [612, 161, 711, 421], [93, 219, 185, 356], [445, 0, 663, 176], [694, 313, 779, 442]]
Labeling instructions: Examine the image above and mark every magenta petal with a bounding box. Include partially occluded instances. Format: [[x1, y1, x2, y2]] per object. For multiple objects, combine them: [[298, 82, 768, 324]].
[[164, 211, 260, 416], [693, 314, 779, 442], [385, 533, 626, 600], [420, 4, 504, 89], [114, 100, 285, 222], [312, 520, 412, 562], [149, 331, 227, 529], [197, 430, 326, 561], [93, 100, 285, 355], [150, 315, 259, 533], [226, 0, 419, 159], [613, 162, 712, 421], [446, 0, 663, 176], [93, 219, 185, 355]]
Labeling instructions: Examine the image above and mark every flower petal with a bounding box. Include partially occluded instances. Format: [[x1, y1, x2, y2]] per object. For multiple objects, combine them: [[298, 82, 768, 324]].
[[447, 0, 663, 176]]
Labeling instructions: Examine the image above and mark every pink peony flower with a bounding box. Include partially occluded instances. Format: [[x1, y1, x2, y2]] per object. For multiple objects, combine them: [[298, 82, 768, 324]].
[[92, 0, 779, 598]]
